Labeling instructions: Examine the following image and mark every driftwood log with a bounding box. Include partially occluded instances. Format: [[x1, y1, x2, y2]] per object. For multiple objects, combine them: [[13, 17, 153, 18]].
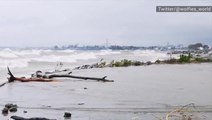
[[31, 67, 114, 82], [7, 67, 55, 83], [0, 81, 8, 87], [48, 74, 114, 82], [6, 67, 114, 83], [11, 115, 55, 120], [1, 67, 48, 88]]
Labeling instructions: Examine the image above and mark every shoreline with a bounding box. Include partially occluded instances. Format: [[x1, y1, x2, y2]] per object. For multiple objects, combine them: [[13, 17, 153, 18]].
[[73, 54, 212, 70]]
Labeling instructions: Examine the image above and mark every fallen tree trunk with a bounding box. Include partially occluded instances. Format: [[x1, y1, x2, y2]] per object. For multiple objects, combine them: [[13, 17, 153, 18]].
[[7, 67, 56, 83], [11, 77, 55, 82], [48, 74, 114, 82], [7, 67, 114, 83], [11, 115, 55, 120], [0, 81, 8, 87]]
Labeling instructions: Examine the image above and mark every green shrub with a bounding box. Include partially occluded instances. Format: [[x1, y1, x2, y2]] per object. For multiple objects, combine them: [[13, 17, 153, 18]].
[[121, 59, 132, 67], [178, 53, 192, 63], [114, 61, 122, 67]]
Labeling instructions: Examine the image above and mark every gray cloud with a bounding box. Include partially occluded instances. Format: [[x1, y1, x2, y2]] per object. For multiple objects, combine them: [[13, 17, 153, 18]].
[[0, 0, 211, 47]]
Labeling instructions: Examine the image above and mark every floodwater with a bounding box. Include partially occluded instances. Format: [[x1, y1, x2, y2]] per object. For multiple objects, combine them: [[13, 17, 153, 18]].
[[0, 49, 212, 120]]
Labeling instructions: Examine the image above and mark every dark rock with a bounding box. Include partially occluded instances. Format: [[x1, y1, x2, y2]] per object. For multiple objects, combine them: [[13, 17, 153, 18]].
[[5, 104, 13, 109], [2, 107, 8, 115], [81, 65, 90, 69], [5, 103, 17, 109], [9, 107, 18, 112], [146, 61, 152, 65], [23, 110, 27, 113], [155, 60, 161, 64], [64, 112, 72, 118], [132, 61, 143, 66], [84, 87, 87, 90], [74, 66, 80, 70], [78, 103, 84, 105]]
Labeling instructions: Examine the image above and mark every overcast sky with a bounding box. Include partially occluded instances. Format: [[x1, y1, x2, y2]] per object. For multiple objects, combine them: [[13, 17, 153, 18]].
[[0, 0, 211, 47]]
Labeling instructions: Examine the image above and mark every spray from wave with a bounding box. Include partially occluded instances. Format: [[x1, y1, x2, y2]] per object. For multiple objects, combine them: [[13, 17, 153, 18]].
[[133, 50, 170, 62], [0, 48, 121, 68], [0, 48, 174, 68]]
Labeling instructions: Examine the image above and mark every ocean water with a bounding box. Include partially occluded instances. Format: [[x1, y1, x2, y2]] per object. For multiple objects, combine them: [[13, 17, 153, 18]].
[[0, 49, 172, 78], [0, 49, 211, 120], [0, 48, 171, 69]]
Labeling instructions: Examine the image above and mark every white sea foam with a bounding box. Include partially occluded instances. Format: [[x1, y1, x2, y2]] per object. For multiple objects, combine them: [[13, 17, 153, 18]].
[[133, 50, 169, 62], [32, 52, 97, 63], [0, 58, 30, 68], [13, 50, 42, 56], [0, 48, 18, 58], [0, 49, 121, 68], [57, 49, 75, 53], [98, 49, 121, 55], [0, 49, 171, 68]]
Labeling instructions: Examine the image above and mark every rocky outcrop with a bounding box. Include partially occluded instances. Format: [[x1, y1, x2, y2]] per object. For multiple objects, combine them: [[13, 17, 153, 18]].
[[1, 103, 18, 115]]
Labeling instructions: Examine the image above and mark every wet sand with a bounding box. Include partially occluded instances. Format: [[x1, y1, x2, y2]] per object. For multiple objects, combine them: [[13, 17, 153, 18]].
[[0, 63, 212, 120]]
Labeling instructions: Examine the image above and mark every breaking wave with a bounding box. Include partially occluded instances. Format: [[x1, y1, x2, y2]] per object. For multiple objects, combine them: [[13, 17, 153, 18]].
[[0, 48, 121, 68], [0, 48, 173, 68], [133, 50, 170, 62]]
